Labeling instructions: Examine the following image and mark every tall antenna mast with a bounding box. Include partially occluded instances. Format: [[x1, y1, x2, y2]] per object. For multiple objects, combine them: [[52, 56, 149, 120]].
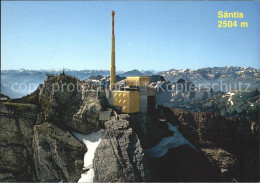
[[110, 11, 116, 90]]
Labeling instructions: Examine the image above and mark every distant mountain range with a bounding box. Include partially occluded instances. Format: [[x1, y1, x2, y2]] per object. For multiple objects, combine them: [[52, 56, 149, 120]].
[[0, 69, 154, 98], [159, 66, 259, 91], [1, 66, 259, 98], [160, 66, 259, 82], [118, 69, 155, 77]]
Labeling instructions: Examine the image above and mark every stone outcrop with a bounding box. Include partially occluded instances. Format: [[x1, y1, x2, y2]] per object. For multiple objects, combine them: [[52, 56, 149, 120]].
[[201, 148, 238, 181], [0, 74, 107, 182], [71, 90, 104, 134], [39, 75, 82, 126], [160, 106, 259, 181], [0, 103, 39, 181], [33, 122, 86, 182], [39, 74, 106, 134], [93, 114, 150, 182], [0, 73, 259, 182]]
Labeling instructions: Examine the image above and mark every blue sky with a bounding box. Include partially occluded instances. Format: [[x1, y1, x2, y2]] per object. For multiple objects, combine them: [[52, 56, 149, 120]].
[[1, 1, 260, 71]]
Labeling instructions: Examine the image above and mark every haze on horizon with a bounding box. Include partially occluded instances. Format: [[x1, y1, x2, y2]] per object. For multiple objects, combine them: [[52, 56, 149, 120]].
[[1, 66, 259, 73], [1, 1, 260, 71]]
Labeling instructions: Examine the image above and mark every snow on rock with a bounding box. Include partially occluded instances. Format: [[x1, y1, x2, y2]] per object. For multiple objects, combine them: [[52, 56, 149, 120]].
[[225, 91, 235, 106], [77, 169, 94, 183], [73, 129, 104, 183], [249, 102, 254, 107], [230, 100, 234, 106], [145, 122, 198, 158]]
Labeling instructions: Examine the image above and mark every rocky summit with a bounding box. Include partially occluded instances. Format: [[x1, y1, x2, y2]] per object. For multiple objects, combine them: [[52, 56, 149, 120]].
[[2, 66, 259, 98], [93, 114, 150, 182], [0, 74, 259, 182]]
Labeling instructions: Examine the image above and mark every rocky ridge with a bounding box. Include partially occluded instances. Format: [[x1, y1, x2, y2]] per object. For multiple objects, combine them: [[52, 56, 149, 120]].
[[158, 106, 259, 181], [0, 74, 150, 182], [159, 66, 259, 91], [93, 114, 150, 182], [0, 73, 259, 182], [0, 74, 106, 181]]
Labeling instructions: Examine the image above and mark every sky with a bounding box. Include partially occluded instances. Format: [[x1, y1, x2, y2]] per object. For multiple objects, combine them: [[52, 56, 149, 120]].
[[1, 1, 260, 71]]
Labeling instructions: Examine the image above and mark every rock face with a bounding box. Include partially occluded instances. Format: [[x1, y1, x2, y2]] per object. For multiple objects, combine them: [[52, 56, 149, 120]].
[[39, 74, 106, 134], [93, 114, 150, 182], [39, 75, 82, 125], [72, 90, 104, 134], [1, 73, 259, 182], [33, 122, 86, 182], [201, 148, 238, 180], [0, 103, 39, 181], [0, 74, 107, 182], [160, 106, 259, 181]]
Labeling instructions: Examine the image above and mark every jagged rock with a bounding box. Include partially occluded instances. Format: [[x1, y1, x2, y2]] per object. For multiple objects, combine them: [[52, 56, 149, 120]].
[[0, 76, 108, 182], [161, 107, 259, 181], [72, 92, 103, 134], [202, 148, 238, 181], [1, 70, 259, 182], [0, 104, 38, 181], [33, 122, 86, 182], [159, 66, 259, 91], [93, 114, 150, 182], [163, 89, 259, 122], [39, 74, 105, 134]]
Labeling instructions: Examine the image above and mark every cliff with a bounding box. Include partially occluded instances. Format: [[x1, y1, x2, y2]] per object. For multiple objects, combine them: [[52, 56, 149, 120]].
[[0, 74, 149, 182], [93, 114, 150, 182], [157, 106, 259, 181], [0, 103, 38, 181], [0, 74, 259, 182], [33, 122, 86, 182], [0, 74, 106, 181], [39, 74, 106, 134]]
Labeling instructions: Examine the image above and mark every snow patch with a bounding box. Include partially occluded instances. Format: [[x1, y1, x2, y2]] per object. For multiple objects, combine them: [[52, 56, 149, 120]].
[[179, 69, 188, 73], [230, 100, 234, 106], [237, 70, 245, 74], [78, 169, 94, 183], [145, 122, 198, 158], [73, 129, 104, 183], [208, 73, 215, 78], [225, 91, 235, 106]]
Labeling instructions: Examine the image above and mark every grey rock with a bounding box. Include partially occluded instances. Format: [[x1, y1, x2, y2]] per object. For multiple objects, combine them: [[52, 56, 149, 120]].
[[0, 104, 38, 181], [39, 74, 105, 134], [33, 122, 87, 182], [98, 110, 112, 122], [71, 90, 103, 134], [93, 114, 150, 182], [201, 148, 238, 181], [161, 107, 259, 181]]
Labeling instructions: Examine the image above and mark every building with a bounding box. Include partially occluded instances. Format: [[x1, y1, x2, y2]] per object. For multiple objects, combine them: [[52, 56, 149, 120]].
[[106, 11, 156, 115]]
